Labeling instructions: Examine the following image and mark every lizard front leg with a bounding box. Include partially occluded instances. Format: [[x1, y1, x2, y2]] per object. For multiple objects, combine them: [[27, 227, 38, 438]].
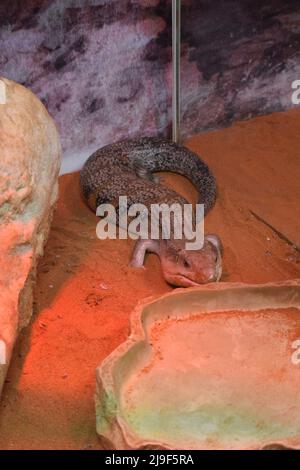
[[130, 239, 160, 267]]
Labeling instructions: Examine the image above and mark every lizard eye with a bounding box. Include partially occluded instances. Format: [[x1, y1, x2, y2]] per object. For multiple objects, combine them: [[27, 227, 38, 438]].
[[183, 259, 191, 269]]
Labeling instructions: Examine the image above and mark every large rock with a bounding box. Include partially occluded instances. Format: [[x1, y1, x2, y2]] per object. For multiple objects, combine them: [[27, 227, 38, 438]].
[[0, 77, 61, 397]]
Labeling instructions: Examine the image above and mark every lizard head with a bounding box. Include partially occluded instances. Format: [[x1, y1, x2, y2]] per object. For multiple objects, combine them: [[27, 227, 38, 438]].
[[160, 234, 222, 287]]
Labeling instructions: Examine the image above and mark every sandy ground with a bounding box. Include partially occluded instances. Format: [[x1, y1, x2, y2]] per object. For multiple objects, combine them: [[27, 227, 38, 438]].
[[0, 109, 299, 449]]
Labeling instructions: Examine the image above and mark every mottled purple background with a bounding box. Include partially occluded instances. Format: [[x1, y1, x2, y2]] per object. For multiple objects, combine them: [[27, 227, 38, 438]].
[[0, 0, 300, 172]]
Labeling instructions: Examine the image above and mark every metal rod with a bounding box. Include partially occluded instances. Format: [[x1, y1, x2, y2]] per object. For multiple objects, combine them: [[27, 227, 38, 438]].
[[172, 0, 181, 143]]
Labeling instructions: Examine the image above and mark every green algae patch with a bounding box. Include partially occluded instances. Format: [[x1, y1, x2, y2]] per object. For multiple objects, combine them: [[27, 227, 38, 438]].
[[96, 391, 118, 435], [122, 403, 300, 448]]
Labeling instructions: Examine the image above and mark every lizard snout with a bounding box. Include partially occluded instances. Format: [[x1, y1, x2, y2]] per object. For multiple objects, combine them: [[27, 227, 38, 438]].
[[160, 237, 223, 287]]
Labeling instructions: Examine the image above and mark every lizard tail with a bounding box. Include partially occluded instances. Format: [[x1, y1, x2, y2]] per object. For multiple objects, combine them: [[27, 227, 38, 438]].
[[128, 137, 217, 215]]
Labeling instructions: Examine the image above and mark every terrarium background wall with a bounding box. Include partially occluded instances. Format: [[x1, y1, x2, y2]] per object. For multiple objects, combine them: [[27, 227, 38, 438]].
[[0, 0, 299, 172]]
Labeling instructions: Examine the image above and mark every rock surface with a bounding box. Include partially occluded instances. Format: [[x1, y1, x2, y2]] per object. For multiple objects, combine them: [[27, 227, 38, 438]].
[[0, 77, 61, 397]]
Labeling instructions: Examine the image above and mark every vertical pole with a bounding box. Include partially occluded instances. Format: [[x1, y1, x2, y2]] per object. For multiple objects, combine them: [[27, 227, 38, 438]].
[[172, 0, 181, 143]]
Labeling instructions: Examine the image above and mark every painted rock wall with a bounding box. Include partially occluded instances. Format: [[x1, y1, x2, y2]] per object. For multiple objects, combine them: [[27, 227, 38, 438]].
[[0, 0, 299, 172]]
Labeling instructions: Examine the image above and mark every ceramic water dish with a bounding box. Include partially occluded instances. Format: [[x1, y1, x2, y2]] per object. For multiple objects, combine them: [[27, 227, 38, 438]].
[[96, 281, 300, 450]]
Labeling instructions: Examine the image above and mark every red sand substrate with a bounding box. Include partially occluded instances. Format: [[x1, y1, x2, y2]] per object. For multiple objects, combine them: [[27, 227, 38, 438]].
[[0, 110, 299, 449]]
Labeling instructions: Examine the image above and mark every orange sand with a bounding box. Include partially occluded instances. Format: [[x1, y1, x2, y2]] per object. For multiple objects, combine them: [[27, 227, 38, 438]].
[[0, 109, 299, 449]]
